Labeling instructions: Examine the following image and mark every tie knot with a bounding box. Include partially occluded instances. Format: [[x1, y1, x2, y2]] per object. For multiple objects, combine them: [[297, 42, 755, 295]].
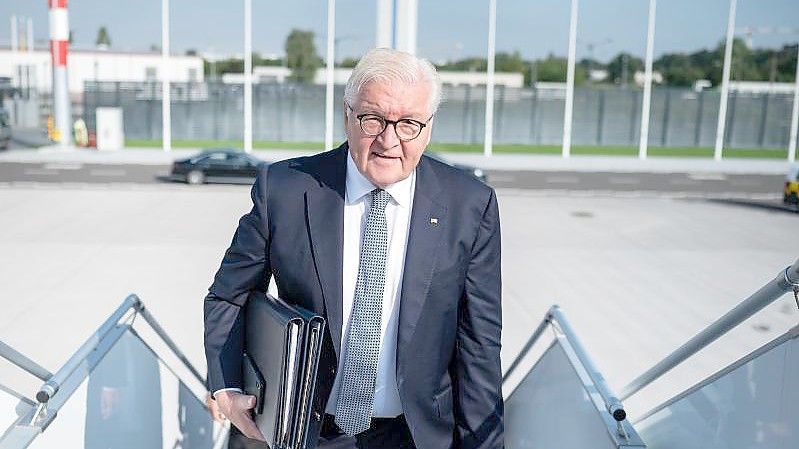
[[371, 189, 391, 212]]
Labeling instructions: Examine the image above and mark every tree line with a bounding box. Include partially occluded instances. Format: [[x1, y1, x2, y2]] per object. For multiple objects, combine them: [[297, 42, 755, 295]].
[[87, 25, 797, 88], [207, 32, 797, 88]]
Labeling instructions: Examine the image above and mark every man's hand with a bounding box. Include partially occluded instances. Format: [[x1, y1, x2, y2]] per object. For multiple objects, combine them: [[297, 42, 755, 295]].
[[213, 390, 266, 441], [205, 393, 225, 423]]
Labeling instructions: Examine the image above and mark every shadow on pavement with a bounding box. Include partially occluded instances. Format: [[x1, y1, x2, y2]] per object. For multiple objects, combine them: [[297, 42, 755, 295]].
[[705, 198, 799, 215]]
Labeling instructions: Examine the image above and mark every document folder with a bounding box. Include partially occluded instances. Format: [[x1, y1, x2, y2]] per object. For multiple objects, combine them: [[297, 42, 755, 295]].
[[244, 292, 326, 449]]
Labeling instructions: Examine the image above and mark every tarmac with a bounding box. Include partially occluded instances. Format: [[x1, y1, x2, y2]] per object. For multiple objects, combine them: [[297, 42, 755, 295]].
[[0, 182, 796, 421], [0, 143, 794, 175]]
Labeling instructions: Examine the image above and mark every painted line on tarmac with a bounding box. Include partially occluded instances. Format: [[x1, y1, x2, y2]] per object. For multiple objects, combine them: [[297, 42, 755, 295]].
[[487, 174, 516, 182], [43, 162, 83, 170], [729, 179, 764, 187], [89, 168, 127, 177], [495, 187, 782, 200], [544, 175, 580, 184], [669, 178, 700, 185], [0, 181, 248, 192], [688, 173, 727, 181], [22, 169, 59, 176], [608, 177, 641, 185]]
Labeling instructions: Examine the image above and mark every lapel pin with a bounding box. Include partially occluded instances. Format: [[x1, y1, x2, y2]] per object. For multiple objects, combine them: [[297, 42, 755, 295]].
[[430, 218, 438, 225]]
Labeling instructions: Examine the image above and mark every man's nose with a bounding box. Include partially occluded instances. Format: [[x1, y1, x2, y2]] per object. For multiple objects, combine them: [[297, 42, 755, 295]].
[[377, 123, 401, 148]]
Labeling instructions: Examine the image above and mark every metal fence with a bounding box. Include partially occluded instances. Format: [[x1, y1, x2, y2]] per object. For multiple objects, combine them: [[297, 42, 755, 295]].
[[83, 81, 796, 149]]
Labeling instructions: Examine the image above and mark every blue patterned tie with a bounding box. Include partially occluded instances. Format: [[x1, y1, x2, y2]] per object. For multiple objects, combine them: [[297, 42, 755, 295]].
[[335, 188, 391, 435]]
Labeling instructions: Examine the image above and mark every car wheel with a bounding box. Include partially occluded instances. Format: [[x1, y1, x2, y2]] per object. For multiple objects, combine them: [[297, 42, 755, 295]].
[[187, 170, 205, 185]]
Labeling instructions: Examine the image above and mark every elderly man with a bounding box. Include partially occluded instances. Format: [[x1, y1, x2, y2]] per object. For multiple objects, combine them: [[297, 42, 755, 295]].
[[205, 48, 503, 449]]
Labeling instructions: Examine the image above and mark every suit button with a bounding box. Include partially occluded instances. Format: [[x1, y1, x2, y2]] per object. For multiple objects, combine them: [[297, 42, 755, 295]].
[[313, 411, 321, 421]]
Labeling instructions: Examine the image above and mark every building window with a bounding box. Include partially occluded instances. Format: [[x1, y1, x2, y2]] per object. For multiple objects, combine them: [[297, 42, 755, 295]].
[[188, 68, 198, 82]]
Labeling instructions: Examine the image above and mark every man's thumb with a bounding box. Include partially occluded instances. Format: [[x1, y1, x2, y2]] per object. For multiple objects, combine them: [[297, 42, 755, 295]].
[[246, 396, 256, 408]]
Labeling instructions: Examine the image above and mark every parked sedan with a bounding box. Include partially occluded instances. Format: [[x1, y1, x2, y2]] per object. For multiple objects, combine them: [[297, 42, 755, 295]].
[[170, 149, 267, 185]]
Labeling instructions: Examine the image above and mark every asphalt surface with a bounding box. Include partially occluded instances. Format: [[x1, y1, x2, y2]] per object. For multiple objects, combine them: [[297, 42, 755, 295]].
[[0, 160, 787, 196]]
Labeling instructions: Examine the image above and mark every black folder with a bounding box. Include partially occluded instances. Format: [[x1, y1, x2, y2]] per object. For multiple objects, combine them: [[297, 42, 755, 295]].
[[244, 292, 326, 449]]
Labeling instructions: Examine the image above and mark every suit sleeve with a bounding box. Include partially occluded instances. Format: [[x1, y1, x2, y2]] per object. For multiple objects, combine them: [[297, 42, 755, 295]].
[[204, 167, 271, 394], [455, 188, 503, 449]]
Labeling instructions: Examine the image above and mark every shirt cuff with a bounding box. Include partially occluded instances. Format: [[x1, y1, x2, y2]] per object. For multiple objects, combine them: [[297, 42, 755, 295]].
[[213, 388, 244, 399]]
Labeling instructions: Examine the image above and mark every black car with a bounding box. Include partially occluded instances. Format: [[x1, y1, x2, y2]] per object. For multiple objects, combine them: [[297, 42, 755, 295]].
[[170, 149, 268, 185], [426, 152, 487, 183]]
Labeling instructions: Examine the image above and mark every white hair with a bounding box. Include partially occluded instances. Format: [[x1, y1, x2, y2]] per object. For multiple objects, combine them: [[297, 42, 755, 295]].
[[344, 48, 442, 116]]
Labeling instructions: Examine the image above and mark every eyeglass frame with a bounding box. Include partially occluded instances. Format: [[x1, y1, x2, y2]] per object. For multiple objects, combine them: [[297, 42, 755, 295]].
[[345, 103, 434, 142]]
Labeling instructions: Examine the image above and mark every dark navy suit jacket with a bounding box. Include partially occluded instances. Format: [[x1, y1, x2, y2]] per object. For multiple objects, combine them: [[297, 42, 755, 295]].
[[204, 143, 503, 449]]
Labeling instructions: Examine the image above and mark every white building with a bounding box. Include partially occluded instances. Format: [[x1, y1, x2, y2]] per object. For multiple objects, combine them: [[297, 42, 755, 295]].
[[222, 65, 525, 88], [0, 46, 204, 95]]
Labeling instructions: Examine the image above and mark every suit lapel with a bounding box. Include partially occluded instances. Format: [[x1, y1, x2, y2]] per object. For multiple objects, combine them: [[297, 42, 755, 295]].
[[306, 146, 347, 360], [397, 157, 447, 364]]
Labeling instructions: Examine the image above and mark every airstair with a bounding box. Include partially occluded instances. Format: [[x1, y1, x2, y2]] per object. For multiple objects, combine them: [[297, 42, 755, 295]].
[[0, 296, 228, 448], [2, 259, 797, 448]]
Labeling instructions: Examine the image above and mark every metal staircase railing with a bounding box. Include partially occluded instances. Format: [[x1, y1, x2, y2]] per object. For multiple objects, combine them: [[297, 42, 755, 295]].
[[0, 294, 228, 449], [503, 305, 645, 448], [620, 258, 799, 401]]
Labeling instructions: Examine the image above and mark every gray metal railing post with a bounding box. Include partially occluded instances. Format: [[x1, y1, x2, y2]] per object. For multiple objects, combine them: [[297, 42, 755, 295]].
[[620, 258, 799, 401], [503, 305, 627, 422], [135, 302, 205, 386], [550, 306, 626, 422], [36, 295, 140, 403], [501, 307, 553, 384], [0, 340, 52, 381], [36, 293, 207, 404]]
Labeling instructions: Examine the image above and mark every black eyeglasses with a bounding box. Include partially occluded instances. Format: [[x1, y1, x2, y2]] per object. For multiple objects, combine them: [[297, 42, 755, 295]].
[[346, 103, 432, 141]]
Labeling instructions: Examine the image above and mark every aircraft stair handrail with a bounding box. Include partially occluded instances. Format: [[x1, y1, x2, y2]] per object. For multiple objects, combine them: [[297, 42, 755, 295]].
[[0, 342, 52, 384], [36, 293, 205, 404], [619, 257, 799, 401], [504, 305, 628, 424]]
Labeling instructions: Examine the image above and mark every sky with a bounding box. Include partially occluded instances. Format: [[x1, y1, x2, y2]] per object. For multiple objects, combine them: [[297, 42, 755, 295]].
[[1, 0, 797, 64]]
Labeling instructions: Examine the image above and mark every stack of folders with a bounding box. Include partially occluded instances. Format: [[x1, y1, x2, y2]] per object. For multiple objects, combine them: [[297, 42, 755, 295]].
[[244, 292, 326, 449]]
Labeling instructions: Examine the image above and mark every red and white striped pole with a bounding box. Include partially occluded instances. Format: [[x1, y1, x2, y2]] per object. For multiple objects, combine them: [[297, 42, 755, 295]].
[[48, 0, 72, 146]]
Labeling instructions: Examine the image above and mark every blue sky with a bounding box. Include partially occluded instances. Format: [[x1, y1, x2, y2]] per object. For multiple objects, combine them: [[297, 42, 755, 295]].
[[2, 0, 797, 63]]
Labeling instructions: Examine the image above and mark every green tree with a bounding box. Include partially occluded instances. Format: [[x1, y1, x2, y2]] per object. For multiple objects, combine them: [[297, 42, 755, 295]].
[[95, 26, 111, 47], [340, 57, 360, 68], [495, 51, 526, 73], [534, 54, 587, 85], [285, 29, 321, 83], [606, 53, 643, 85]]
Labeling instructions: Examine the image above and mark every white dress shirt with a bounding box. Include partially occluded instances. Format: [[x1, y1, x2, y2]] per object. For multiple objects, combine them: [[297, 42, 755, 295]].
[[324, 151, 415, 417]]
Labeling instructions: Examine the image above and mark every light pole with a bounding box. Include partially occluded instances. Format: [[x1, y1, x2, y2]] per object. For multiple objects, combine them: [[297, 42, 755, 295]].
[[789, 43, 799, 163], [484, 0, 497, 157], [161, 0, 171, 152], [562, 0, 579, 158], [714, 0, 737, 161], [244, 0, 252, 153], [324, 0, 336, 152], [639, 0, 657, 159]]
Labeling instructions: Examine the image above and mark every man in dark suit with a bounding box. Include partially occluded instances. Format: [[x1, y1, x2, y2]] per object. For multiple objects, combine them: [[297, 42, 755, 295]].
[[205, 48, 503, 449]]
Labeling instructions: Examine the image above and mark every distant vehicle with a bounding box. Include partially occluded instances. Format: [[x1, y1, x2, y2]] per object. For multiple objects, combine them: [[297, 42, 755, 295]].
[[426, 152, 487, 183], [0, 108, 11, 150], [784, 164, 799, 209], [169, 149, 268, 185]]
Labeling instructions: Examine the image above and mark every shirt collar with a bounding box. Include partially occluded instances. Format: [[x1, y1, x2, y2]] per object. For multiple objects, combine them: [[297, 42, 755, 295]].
[[346, 150, 414, 208]]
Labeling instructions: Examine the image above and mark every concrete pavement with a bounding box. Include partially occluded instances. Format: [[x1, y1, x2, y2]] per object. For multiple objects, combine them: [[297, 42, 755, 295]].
[[0, 184, 796, 419]]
